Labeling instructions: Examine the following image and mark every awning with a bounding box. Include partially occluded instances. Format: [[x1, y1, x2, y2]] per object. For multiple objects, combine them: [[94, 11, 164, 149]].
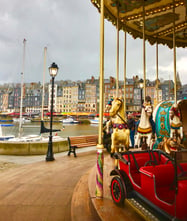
[[91, 0, 187, 48], [61, 112, 97, 116]]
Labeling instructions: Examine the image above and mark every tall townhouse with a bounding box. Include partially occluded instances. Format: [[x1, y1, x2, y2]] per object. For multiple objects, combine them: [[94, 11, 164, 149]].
[[85, 83, 97, 113], [56, 86, 63, 113], [160, 80, 174, 101], [62, 84, 73, 113], [77, 83, 85, 112], [104, 76, 116, 108], [0, 91, 3, 111], [107, 78, 136, 112], [71, 85, 79, 113], [146, 80, 155, 103], [24, 88, 42, 113], [0, 88, 10, 112], [10, 85, 22, 112]]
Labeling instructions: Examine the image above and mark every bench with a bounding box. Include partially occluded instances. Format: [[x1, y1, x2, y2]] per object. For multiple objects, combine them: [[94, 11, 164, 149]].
[[67, 135, 98, 157]]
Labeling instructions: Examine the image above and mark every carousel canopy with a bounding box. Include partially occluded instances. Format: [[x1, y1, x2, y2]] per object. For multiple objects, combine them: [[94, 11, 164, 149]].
[[91, 0, 187, 48]]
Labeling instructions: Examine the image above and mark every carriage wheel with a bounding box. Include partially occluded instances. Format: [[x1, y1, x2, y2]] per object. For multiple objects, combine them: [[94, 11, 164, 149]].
[[111, 176, 125, 205]]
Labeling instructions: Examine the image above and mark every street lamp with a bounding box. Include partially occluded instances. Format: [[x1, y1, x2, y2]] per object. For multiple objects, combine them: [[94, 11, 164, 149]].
[[46, 62, 59, 161], [139, 78, 144, 107]]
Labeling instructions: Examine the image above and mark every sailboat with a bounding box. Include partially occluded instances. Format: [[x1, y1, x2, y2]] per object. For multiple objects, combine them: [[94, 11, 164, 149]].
[[39, 47, 63, 140], [9, 39, 41, 142], [9, 45, 63, 142]]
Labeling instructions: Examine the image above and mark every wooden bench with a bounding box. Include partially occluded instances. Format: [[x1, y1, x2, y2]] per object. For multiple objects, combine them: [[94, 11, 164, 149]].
[[67, 135, 98, 157]]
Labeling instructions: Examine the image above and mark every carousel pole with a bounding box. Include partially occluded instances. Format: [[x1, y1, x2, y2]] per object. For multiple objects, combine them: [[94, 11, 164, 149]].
[[116, 4, 119, 97], [156, 42, 159, 105], [96, 0, 104, 198], [173, 0, 177, 104], [143, 3, 146, 101], [124, 31, 127, 118]]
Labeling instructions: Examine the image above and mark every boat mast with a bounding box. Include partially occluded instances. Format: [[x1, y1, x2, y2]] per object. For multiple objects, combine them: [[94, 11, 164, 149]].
[[41, 47, 47, 121], [19, 39, 26, 138]]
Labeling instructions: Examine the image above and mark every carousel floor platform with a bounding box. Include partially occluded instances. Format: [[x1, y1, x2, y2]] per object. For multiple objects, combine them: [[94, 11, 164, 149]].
[[71, 151, 154, 221]]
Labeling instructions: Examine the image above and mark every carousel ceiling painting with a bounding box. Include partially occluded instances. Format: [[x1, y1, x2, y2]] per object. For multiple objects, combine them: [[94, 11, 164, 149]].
[[91, 0, 187, 48]]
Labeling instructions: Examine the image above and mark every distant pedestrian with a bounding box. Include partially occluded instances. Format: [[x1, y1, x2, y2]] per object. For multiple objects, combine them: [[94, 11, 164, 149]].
[[127, 113, 136, 148]]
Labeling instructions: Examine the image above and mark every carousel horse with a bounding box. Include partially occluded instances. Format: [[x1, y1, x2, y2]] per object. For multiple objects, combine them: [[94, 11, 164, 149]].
[[107, 97, 130, 154], [153, 100, 187, 151], [157, 136, 181, 155], [169, 103, 183, 143], [135, 100, 153, 149]]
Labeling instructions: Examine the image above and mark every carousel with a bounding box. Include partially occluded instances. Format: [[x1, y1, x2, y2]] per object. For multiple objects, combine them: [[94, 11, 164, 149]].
[[90, 0, 187, 220]]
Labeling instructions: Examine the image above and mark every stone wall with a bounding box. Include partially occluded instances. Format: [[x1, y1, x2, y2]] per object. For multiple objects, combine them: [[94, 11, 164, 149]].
[[0, 139, 69, 155]]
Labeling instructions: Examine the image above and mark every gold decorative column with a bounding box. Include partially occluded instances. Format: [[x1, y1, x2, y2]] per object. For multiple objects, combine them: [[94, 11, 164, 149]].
[[173, 0, 177, 104], [156, 42, 159, 105], [116, 5, 119, 97], [124, 31, 127, 118], [96, 0, 105, 198], [143, 4, 146, 101]]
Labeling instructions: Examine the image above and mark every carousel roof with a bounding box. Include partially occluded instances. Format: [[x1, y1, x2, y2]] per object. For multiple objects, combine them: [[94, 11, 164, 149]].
[[91, 0, 187, 48]]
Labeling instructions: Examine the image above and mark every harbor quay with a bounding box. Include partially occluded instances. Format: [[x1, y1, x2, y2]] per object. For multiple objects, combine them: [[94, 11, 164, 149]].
[[0, 139, 68, 155]]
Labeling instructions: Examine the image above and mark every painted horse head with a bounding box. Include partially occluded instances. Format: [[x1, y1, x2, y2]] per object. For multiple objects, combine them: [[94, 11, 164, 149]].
[[109, 97, 124, 118], [169, 103, 181, 121], [142, 102, 153, 117]]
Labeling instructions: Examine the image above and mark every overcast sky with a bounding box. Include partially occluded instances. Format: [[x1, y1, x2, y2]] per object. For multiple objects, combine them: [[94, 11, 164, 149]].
[[0, 0, 186, 85]]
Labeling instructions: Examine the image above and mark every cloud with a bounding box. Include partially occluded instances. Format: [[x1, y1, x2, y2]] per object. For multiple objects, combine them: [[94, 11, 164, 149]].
[[0, 0, 186, 86]]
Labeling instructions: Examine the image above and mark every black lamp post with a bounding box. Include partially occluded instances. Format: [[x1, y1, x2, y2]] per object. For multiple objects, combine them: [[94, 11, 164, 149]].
[[46, 62, 59, 161], [139, 78, 144, 107]]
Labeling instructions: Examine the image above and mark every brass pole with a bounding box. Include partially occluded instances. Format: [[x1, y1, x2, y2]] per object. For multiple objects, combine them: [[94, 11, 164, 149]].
[[143, 3, 146, 101], [156, 42, 159, 105], [124, 31, 127, 118], [96, 0, 104, 198], [173, 0, 177, 104], [116, 6, 119, 97]]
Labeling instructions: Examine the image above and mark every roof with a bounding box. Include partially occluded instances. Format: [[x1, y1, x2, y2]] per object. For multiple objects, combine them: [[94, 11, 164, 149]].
[[91, 0, 187, 48]]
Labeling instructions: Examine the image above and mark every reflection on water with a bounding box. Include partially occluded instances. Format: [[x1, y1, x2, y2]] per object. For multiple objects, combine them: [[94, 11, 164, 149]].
[[2, 122, 98, 138]]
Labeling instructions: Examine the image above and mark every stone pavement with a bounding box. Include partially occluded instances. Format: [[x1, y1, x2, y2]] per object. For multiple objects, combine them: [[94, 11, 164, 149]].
[[0, 147, 146, 221], [72, 153, 145, 221], [0, 146, 96, 165], [0, 148, 97, 221]]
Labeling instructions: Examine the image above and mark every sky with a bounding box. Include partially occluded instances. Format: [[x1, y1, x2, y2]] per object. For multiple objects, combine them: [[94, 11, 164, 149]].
[[0, 0, 186, 85]]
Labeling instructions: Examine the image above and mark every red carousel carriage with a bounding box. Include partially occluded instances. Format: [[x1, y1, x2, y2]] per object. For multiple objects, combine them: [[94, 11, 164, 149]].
[[110, 150, 187, 220]]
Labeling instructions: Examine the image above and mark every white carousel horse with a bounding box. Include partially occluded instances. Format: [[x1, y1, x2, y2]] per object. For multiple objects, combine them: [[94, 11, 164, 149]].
[[169, 103, 183, 143], [107, 97, 130, 154], [135, 102, 153, 148]]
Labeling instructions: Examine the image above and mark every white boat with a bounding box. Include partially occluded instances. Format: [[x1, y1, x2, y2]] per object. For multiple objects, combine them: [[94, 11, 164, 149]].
[[0, 124, 15, 141], [13, 117, 31, 123], [90, 117, 107, 124], [8, 134, 41, 142], [61, 116, 79, 124], [90, 117, 99, 124]]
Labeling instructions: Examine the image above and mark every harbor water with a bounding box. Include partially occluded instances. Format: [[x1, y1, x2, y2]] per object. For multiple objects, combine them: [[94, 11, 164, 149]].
[[1, 122, 98, 138]]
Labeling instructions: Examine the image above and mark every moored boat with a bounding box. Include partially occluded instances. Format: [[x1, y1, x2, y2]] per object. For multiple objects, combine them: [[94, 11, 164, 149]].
[[61, 116, 79, 124]]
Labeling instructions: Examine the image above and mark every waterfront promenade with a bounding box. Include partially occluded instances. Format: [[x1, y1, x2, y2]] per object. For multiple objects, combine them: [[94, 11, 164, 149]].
[[0, 147, 97, 221], [0, 147, 144, 221]]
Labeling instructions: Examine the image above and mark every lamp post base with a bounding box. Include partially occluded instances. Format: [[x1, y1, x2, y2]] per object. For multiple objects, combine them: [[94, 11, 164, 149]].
[[46, 139, 55, 161], [46, 156, 55, 161]]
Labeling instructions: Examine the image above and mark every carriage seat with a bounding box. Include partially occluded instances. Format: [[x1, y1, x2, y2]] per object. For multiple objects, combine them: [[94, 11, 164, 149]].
[[140, 164, 175, 203], [122, 151, 172, 187], [122, 151, 157, 186]]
